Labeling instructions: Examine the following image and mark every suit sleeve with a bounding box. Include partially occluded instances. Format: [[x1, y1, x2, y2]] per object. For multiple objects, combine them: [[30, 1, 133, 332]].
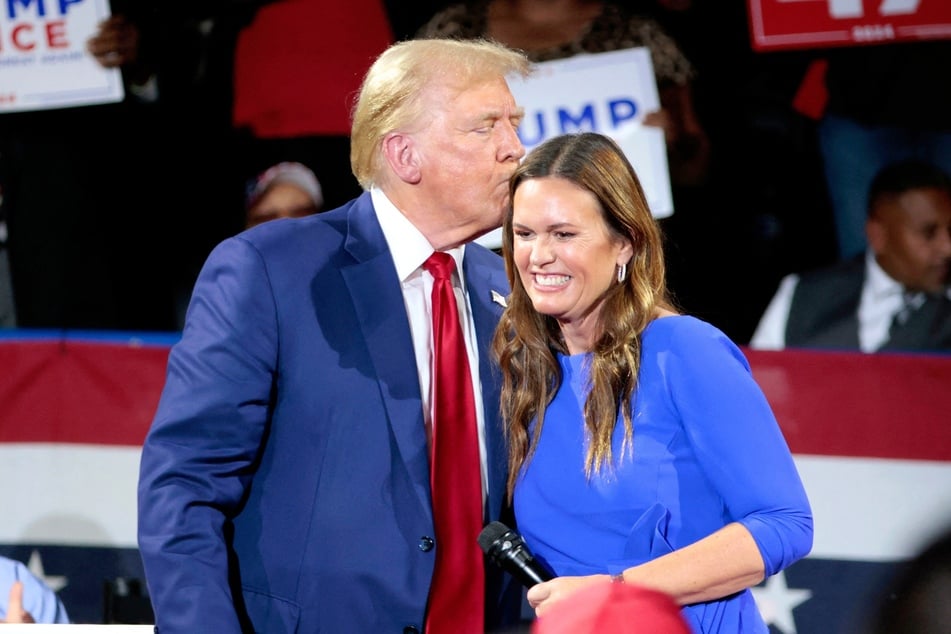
[[665, 321, 814, 577], [137, 236, 279, 633]]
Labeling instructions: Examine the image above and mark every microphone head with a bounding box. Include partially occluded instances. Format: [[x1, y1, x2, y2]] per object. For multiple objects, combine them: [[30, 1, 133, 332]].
[[478, 521, 555, 587], [478, 521, 512, 554]]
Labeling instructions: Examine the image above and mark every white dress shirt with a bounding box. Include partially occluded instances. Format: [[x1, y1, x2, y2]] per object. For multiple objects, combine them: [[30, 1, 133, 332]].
[[371, 188, 489, 497], [750, 251, 913, 353]]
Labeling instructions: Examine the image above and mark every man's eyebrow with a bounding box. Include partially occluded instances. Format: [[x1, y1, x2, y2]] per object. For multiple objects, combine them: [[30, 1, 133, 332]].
[[476, 106, 525, 122]]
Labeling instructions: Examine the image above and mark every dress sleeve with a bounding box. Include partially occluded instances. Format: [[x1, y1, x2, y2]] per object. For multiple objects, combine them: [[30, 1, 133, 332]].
[[663, 319, 814, 576]]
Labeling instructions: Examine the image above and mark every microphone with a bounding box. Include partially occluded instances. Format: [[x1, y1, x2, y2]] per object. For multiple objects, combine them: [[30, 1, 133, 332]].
[[478, 521, 555, 588]]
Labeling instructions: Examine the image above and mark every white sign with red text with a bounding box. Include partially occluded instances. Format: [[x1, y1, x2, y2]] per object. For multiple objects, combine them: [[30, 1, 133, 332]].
[[477, 48, 673, 249], [748, 0, 951, 51], [0, 0, 123, 112]]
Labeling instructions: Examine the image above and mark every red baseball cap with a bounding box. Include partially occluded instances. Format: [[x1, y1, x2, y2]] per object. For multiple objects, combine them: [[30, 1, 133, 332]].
[[531, 582, 692, 634]]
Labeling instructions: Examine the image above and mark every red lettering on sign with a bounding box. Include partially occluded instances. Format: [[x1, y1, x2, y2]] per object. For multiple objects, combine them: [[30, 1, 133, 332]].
[[46, 20, 69, 48], [0, 19, 71, 52], [12, 23, 35, 51]]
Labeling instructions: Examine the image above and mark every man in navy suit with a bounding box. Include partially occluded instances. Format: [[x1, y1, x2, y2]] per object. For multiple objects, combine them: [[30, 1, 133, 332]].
[[137, 38, 531, 633]]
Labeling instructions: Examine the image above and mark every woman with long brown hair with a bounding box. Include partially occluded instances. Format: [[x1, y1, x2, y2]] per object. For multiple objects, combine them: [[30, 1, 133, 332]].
[[492, 132, 812, 632]]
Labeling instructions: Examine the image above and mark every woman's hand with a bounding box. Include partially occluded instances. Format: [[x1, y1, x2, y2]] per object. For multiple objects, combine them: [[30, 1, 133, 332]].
[[526, 574, 613, 617]]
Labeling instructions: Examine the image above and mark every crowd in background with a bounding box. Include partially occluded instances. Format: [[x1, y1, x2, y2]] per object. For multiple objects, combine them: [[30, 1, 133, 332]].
[[0, 0, 947, 345]]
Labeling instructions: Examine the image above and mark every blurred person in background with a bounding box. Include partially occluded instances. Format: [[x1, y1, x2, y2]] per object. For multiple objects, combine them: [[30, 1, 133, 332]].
[[751, 160, 951, 353], [244, 161, 324, 229], [416, 0, 710, 188], [0, 556, 69, 624], [0, 3, 179, 331], [870, 525, 951, 634], [811, 41, 951, 261]]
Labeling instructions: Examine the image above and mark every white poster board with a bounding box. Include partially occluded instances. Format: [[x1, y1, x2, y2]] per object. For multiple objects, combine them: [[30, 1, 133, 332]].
[[0, 0, 124, 112], [478, 47, 673, 250]]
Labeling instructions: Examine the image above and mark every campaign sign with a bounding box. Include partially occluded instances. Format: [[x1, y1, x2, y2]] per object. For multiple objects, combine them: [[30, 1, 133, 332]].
[[748, 0, 951, 51], [477, 48, 673, 249], [0, 0, 123, 112]]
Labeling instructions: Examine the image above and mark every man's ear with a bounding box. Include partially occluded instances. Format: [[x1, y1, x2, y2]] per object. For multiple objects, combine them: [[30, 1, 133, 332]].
[[866, 217, 885, 254], [381, 132, 422, 184]]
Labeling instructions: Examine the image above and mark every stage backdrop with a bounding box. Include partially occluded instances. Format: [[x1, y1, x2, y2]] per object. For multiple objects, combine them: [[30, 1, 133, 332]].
[[1, 330, 950, 631]]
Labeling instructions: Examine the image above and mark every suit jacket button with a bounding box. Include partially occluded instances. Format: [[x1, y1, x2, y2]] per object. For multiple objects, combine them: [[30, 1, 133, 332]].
[[418, 536, 435, 552], [403, 627, 420, 634]]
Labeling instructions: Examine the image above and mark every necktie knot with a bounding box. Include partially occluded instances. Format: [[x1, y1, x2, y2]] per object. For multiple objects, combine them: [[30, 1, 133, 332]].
[[888, 291, 930, 346], [424, 252, 455, 281], [892, 290, 926, 329]]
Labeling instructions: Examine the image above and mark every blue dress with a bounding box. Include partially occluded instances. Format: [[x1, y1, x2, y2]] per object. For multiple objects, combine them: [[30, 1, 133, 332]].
[[514, 316, 813, 633]]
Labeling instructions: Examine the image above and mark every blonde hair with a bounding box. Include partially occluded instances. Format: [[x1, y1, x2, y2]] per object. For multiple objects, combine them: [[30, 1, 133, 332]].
[[492, 133, 674, 499], [350, 38, 531, 189]]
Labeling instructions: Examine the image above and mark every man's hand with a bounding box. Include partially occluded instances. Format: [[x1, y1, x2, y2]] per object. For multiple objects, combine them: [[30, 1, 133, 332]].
[[3, 580, 36, 623]]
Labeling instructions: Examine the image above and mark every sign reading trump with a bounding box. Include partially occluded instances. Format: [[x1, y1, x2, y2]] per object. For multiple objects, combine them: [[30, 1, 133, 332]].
[[0, 0, 123, 112], [510, 47, 672, 218], [478, 48, 672, 250]]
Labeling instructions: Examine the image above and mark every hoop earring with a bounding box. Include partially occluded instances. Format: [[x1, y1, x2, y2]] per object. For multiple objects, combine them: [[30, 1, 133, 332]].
[[617, 263, 627, 283]]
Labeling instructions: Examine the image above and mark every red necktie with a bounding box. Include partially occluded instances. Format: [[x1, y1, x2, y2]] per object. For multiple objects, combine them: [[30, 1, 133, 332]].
[[423, 252, 485, 634]]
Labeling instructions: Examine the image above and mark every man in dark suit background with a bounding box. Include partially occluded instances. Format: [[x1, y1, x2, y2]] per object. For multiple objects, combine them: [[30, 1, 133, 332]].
[[137, 38, 531, 633], [751, 160, 951, 353]]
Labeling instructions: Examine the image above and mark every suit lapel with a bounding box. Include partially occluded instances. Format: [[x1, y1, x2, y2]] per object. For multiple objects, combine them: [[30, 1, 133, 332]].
[[464, 251, 510, 522], [341, 194, 432, 516], [339, 199, 512, 522]]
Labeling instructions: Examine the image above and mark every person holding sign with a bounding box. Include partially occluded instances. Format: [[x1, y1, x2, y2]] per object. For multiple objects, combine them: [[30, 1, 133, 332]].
[[416, 0, 710, 187], [491, 132, 812, 632]]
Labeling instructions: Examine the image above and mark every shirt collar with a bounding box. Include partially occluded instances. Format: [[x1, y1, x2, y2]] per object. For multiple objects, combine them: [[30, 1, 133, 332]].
[[371, 188, 466, 282], [865, 250, 905, 300], [866, 251, 937, 311]]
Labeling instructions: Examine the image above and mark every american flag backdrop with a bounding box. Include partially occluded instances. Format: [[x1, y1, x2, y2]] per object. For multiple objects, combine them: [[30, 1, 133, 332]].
[[1, 331, 949, 631], [0, 331, 174, 624]]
